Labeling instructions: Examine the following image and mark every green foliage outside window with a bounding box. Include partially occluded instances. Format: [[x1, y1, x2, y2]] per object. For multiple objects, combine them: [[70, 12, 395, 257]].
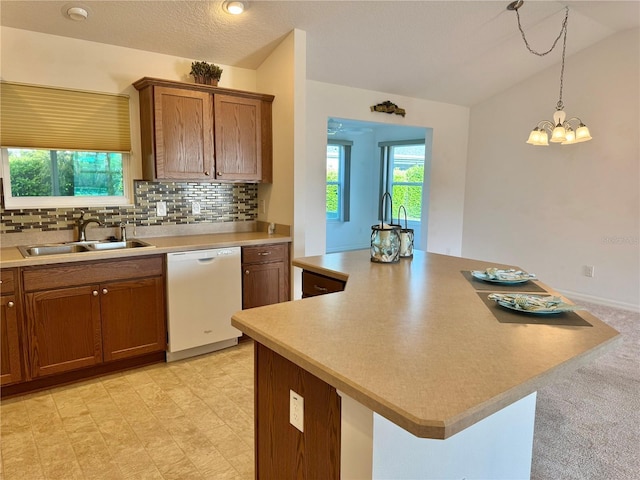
[[392, 165, 424, 221], [8, 149, 124, 197]]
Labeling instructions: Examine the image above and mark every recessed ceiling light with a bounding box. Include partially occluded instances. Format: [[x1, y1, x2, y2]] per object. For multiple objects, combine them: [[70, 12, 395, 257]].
[[66, 6, 88, 21], [224, 1, 247, 15]]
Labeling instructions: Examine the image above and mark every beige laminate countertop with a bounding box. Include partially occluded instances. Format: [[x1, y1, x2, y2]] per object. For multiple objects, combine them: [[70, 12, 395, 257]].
[[0, 232, 291, 268], [231, 249, 620, 439]]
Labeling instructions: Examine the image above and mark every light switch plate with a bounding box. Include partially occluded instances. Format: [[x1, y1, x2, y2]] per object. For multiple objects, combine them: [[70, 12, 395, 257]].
[[192, 201, 201, 215], [156, 201, 167, 217], [290, 389, 304, 432]]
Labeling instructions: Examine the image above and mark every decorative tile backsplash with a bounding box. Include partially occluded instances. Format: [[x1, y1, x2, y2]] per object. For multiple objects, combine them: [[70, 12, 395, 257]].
[[0, 180, 258, 234]]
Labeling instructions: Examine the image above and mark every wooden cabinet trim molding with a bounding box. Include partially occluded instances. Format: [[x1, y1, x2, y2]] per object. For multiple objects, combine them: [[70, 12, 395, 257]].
[[133, 77, 275, 102], [23, 255, 164, 292]]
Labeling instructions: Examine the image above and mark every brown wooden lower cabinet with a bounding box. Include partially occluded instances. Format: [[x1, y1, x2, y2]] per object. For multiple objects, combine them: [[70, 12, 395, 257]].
[[2, 255, 167, 396], [255, 342, 341, 479], [242, 243, 290, 309], [101, 277, 166, 361], [25, 285, 102, 378], [1, 268, 24, 386]]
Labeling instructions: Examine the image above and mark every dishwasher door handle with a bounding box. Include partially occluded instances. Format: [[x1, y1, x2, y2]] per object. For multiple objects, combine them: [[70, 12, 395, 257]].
[[197, 257, 217, 264]]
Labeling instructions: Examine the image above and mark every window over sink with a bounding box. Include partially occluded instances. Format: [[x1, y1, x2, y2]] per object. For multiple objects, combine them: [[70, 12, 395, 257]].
[[0, 81, 132, 209]]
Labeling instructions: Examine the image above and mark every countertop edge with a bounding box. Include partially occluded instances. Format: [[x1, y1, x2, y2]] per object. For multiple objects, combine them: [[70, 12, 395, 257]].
[[0, 233, 292, 268], [232, 313, 621, 439]]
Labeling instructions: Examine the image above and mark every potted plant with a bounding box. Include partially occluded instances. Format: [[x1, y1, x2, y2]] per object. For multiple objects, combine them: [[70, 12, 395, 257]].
[[190, 61, 223, 86]]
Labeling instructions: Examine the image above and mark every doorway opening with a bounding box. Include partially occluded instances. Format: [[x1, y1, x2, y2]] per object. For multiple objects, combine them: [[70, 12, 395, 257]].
[[325, 117, 432, 254]]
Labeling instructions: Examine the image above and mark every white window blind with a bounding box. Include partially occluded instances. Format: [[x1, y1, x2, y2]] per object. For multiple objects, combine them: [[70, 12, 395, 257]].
[[1, 82, 131, 152]]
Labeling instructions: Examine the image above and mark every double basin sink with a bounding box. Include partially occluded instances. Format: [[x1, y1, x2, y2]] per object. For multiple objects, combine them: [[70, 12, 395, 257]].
[[19, 239, 154, 258]]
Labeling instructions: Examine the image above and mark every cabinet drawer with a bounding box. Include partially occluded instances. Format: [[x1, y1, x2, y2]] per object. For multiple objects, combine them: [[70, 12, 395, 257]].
[[23, 256, 164, 292], [302, 271, 345, 297], [0, 269, 17, 295], [242, 244, 287, 264]]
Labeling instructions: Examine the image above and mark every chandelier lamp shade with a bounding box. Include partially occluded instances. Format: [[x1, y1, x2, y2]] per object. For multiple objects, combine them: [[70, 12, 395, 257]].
[[526, 109, 592, 146], [508, 1, 592, 146]]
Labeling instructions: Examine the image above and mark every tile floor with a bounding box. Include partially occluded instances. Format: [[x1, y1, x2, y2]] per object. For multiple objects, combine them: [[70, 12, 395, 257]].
[[0, 340, 255, 480]]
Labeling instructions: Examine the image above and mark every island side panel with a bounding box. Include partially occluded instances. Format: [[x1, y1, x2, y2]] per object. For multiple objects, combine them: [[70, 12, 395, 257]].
[[255, 342, 341, 479]]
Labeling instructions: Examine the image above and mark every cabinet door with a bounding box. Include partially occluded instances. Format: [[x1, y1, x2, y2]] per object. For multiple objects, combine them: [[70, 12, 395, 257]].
[[154, 86, 215, 179], [101, 277, 166, 362], [243, 262, 286, 309], [25, 286, 102, 378], [1, 295, 23, 386], [214, 94, 262, 181]]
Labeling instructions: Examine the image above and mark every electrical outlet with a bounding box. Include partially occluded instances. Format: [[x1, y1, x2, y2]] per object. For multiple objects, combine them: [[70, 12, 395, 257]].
[[156, 201, 167, 217], [260, 199, 266, 214], [290, 390, 304, 432], [192, 201, 201, 215], [583, 265, 595, 278]]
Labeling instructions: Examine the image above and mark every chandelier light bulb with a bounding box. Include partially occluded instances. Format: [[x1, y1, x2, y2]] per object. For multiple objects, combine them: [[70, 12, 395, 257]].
[[538, 130, 549, 146], [551, 124, 566, 143], [575, 124, 592, 142], [526, 129, 540, 145], [562, 127, 576, 145]]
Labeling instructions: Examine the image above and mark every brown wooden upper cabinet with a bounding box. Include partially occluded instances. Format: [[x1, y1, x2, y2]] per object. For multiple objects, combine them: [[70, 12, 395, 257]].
[[134, 77, 274, 183]]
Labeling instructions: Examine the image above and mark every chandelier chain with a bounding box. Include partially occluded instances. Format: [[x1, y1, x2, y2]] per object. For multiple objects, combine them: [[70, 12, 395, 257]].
[[515, 6, 569, 110]]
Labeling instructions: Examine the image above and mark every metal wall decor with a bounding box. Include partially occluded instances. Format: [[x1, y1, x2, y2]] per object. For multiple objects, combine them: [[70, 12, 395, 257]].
[[370, 101, 406, 117]]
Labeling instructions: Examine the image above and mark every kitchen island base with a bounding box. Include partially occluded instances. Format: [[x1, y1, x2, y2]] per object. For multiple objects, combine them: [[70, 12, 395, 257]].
[[341, 390, 536, 479]]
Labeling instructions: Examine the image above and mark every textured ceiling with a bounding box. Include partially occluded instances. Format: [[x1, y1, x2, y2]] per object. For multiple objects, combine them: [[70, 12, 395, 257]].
[[1, 0, 638, 106]]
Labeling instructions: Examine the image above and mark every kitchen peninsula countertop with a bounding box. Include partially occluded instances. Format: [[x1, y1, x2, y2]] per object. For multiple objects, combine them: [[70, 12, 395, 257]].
[[0, 231, 291, 268], [232, 249, 620, 439]]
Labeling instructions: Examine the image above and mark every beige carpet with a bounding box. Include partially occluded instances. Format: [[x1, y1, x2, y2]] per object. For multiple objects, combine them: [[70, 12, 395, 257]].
[[531, 302, 640, 480]]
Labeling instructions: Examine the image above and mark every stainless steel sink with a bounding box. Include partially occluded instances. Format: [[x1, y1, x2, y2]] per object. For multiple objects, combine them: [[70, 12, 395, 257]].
[[18, 239, 154, 257], [85, 240, 153, 251], [19, 244, 90, 257]]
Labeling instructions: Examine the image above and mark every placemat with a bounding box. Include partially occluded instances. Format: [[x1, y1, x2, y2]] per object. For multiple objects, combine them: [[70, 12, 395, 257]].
[[462, 270, 547, 293], [478, 292, 592, 327]]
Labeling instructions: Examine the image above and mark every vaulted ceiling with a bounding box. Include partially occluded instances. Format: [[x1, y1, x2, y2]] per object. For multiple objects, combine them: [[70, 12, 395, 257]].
[[2, 1, 638, 106]]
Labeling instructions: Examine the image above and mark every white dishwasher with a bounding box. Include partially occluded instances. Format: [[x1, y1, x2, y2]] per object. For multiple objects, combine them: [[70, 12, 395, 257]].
[[166, 247, 242, 362]]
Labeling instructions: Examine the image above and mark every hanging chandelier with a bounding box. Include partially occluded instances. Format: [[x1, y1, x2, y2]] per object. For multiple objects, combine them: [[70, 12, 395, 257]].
[[508, 0, 592, 146]]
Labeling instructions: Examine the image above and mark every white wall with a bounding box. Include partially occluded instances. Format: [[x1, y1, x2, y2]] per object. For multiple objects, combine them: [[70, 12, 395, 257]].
[[0, 26, 257, 181], [256, 30, 301, 230], [306, 81, 470, 258], [463, 28, 640, 310], [257, 29, 306, 299]]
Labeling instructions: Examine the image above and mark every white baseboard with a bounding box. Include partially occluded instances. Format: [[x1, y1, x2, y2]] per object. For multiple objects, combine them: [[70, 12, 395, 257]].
[[558, 289, 640, 313]]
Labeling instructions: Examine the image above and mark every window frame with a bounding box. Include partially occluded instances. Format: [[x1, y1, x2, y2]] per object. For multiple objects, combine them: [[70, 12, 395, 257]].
[[326, 140, 352, 222], [379, 139, 425, 222], [1, 148, 133, 209]]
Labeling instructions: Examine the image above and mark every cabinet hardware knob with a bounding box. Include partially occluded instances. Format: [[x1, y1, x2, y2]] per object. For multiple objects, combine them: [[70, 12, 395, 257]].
[[92, 290, 99, 296], [245, 270, 250, 275], [258, 251, 272, 256], [217, 171, 222, 176], [313, 285, 328, 293], [102, 288, 108, 295], [204, 171, 210, 176], [7, 301, 14, 308]]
